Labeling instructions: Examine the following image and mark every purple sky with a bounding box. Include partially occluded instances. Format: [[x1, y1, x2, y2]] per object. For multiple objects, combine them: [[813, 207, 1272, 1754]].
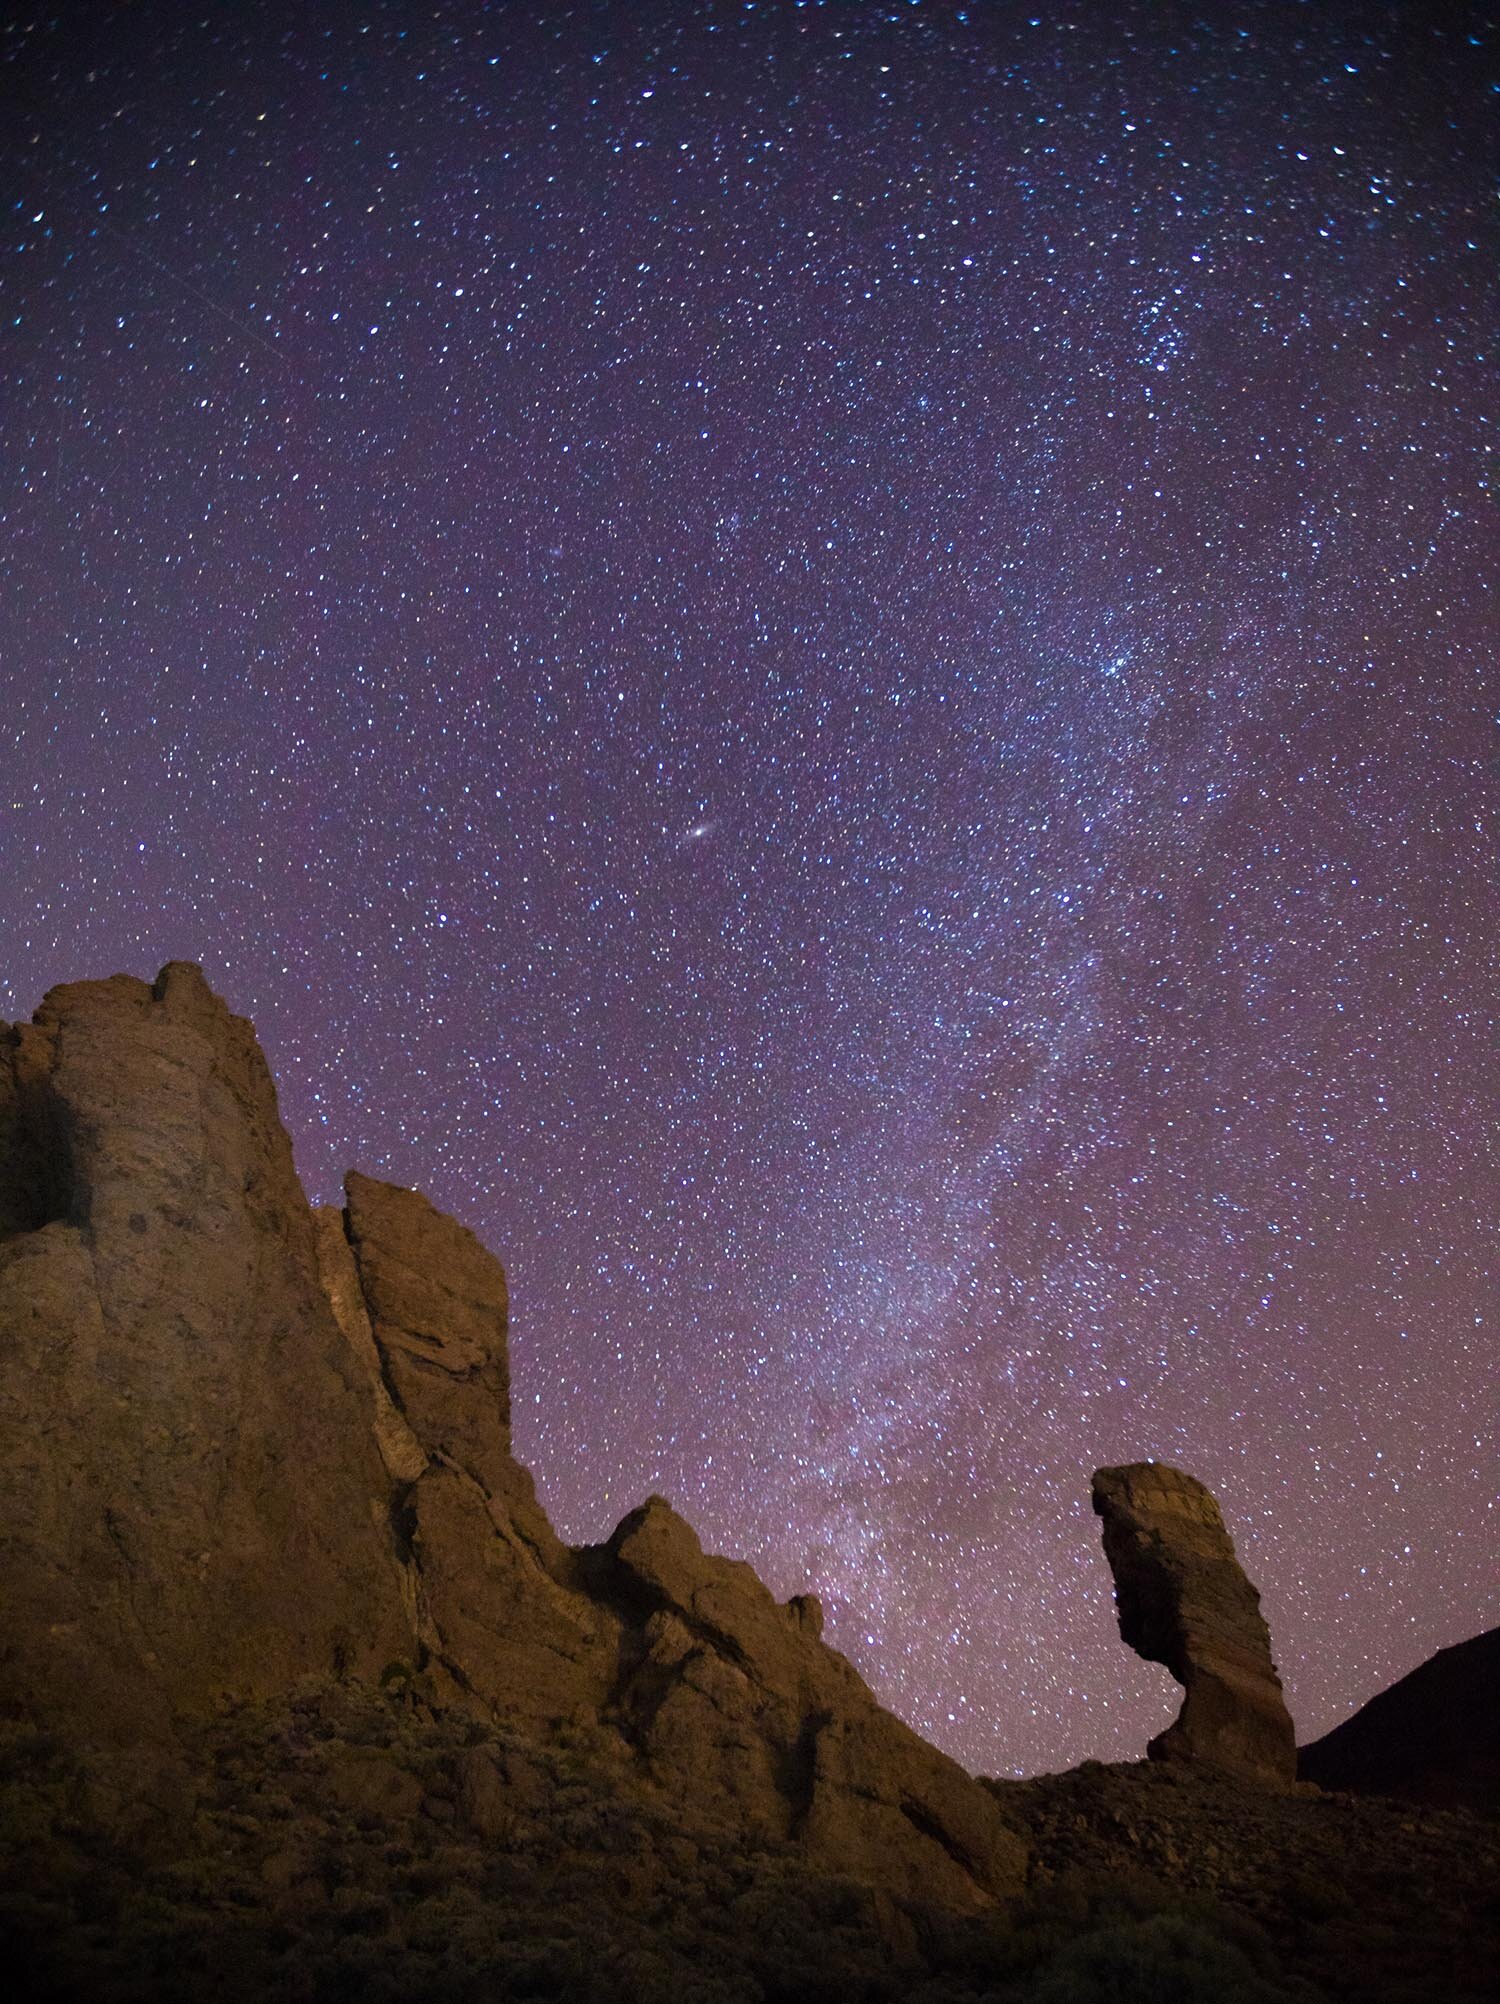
[[3, 0, 1495, 1776]]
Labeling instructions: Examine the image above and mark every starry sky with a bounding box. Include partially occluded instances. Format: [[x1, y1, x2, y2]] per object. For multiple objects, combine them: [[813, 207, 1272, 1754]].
[[2, 0, 1495, 1778]]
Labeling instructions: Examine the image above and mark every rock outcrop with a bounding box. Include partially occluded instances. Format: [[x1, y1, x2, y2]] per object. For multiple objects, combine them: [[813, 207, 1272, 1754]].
[[332, 1169, 618, 1725], [320, 1177, 1025, 1903], [0, 964, 410, 1738], [1298, 1626, 1499, 1813], [1091, 1462, 1296, 1789], [0, 962, 1027, 1910], [606, 1494, 1024, 1907]]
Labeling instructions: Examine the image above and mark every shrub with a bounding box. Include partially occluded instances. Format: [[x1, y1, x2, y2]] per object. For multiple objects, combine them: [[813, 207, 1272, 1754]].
[[1019, 1911, 1298, 2004]]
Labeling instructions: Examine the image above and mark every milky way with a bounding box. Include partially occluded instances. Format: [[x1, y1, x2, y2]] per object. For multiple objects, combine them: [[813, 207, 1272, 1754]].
[[2, 1, 1494, 1776]]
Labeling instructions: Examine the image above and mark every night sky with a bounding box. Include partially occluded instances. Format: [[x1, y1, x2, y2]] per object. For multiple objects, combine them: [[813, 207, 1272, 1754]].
[[3, 0, 1495, 1778]]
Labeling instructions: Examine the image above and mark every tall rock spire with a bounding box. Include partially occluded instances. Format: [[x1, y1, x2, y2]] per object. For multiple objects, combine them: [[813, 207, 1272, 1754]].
[[1091, 1461, 1297, 1789]]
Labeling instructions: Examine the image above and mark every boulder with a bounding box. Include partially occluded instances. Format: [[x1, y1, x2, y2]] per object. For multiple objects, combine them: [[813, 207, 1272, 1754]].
[[326, 1746, 425, 1822], [1091, 1462, 1296, 1789]]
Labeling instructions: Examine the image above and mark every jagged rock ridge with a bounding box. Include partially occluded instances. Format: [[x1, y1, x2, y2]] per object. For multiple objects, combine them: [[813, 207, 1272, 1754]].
[[0, 963, 1024, 1910], [7, 961, 1499, 2004]]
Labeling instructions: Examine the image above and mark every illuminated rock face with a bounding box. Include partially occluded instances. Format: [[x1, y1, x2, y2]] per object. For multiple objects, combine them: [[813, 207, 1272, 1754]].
[[0, 963, 410, 1737], [0, 961, 1027, 1908], [605, 1494, 1027, 1909], [1091, 1461, 1297, 1789], [326, 1169, 620, 1728]]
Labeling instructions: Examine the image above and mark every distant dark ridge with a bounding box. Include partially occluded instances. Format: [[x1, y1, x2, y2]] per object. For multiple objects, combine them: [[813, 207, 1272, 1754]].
[[1298, 1627, 1499, 1814]]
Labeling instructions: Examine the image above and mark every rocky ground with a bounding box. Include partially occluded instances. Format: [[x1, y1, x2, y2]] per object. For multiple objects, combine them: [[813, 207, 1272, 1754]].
[[2, 1678, 1494, 2004], [990, 1759, 1500, 2004]]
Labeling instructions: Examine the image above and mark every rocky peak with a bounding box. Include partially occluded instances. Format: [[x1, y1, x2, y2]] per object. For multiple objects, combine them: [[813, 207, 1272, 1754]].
[[0, 963, 410, 1736], [603, 1494, 1027, 1907], [1091, 1461, 1297, 1789]]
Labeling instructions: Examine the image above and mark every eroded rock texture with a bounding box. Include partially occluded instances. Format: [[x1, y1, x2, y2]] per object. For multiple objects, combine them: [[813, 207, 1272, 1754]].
[[0, 962, 1027, 1909], [0, 965, 409, 1737], [1091, 1462, 1296, 1789], [606, 1495, 1025, 1907]]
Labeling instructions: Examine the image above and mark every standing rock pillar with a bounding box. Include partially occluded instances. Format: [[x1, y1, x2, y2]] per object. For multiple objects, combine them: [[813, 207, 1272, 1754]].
[[1091, 1461, 1296, 1789]]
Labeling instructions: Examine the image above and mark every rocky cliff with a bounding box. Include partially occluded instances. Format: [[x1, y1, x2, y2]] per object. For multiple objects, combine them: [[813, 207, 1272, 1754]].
[[3, 963, 1497, 2004], [0, 962, 1023, 1911], [0, 964, 410, 1737]]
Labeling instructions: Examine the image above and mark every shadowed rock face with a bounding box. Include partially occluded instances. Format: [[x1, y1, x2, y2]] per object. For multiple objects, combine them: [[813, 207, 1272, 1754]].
[[1298, 1626, 1499, 1812], [1091, 1462, 1296, 1789], [0, 962, 1027, 1909]]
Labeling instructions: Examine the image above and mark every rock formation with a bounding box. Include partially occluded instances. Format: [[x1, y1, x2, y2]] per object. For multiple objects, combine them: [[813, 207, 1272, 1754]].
[[0, 964, 410, 1738], [0, 962, 1026, 1910], [9, 958, 1497, 2004], [1298, 1626, 1499, 1813], [329, 1168, 620, 1726], [604, 1493, 1021, 1908], [321, 1175, 1027, 1905], [1091, 1462, 1296, 1788]]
